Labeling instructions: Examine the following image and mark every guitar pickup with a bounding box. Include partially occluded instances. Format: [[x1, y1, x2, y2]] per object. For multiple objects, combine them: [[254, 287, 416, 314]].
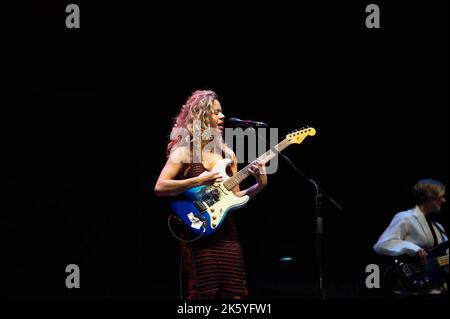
[[194, 200, 207, 212], [211, 188, 220, 201]]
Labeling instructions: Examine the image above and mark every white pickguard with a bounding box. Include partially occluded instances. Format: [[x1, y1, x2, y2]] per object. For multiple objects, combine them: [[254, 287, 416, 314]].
[[205, 158, 250, 228]]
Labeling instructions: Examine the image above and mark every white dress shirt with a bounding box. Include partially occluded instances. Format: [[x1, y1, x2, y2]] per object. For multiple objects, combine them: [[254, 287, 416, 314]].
[[374, 206, 447, 256]]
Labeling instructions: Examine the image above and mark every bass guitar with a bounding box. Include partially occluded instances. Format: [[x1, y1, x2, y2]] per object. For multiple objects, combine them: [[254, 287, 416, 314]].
[[394, 241, 449, 292]]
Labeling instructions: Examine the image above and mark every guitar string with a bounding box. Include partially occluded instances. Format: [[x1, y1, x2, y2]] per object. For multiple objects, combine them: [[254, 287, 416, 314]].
[[412, 256, 448, 268], [407, 259, 440, 270], [405, 259, 447, 272], [399, 250, 448, 272], [408, 264, 444, 272]]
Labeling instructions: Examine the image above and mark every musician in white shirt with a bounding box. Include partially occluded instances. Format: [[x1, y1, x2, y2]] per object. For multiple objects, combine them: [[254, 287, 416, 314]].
[[374, 179, 448, 295]]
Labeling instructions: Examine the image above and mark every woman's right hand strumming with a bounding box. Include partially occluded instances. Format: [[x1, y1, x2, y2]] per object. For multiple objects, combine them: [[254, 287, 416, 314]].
[[197, 171, 223, 186]]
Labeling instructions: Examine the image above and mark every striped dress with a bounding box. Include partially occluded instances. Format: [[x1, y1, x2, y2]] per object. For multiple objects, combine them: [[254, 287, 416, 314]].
[[179, 163, 247, 299]]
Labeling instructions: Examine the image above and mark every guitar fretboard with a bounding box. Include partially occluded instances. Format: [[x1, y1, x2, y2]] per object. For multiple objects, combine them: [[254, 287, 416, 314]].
[[223, 138, 291, 191], [437, 255, 449, 267]]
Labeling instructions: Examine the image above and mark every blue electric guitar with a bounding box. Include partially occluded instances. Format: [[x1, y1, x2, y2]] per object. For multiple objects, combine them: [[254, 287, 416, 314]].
[[170, 127, 316, 238]]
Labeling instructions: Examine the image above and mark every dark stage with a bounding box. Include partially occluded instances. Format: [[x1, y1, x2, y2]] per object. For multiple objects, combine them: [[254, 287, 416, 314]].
[[2, 1, 448, 308]]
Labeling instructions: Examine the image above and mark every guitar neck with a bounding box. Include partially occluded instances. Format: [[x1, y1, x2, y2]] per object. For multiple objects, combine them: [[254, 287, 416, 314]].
[[437, 255, 449, 267], [223, 138, 291, 191]]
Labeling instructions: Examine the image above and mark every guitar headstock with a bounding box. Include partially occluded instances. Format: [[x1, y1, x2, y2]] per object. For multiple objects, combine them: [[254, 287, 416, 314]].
[[286, 127, 316, 144]]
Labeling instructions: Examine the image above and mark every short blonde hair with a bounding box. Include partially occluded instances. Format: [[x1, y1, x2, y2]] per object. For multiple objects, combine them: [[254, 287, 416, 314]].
[[413, 179, 445, 205]]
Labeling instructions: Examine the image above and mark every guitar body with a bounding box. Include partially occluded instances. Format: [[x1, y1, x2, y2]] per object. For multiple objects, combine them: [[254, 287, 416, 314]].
[[171, 159, 250, 237], [394, 241, 449, 292]]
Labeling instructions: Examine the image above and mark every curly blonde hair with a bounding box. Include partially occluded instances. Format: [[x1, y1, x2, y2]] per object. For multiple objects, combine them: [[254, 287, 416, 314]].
[[167, 90, 220, 156]]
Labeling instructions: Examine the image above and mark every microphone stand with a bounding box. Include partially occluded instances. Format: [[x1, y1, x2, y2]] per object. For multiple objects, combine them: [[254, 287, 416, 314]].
[[247, 125, 343, 300], [297, 175, 343, 300]]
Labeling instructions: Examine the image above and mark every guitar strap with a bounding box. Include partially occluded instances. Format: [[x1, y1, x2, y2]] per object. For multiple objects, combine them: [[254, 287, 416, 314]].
[[434, 223, 447, 239], [426, 217, 438, 248]]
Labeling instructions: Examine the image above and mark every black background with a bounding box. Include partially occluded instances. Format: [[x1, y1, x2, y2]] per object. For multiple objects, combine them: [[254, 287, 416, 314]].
[[2, 0, 448, 305]]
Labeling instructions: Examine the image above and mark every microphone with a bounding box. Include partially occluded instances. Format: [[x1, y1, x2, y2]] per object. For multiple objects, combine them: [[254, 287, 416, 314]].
[[227, 117, 268, 128]]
